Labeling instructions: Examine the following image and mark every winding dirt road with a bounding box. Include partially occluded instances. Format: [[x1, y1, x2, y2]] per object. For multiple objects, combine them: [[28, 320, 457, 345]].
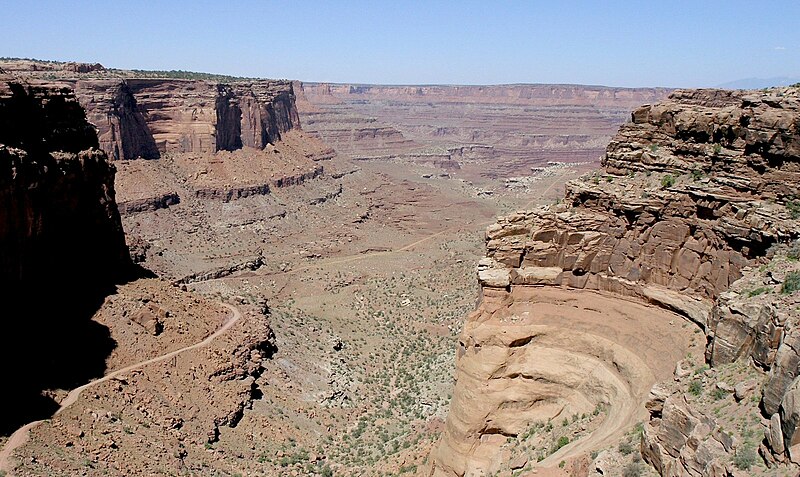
[[0, 303, 242, 475]]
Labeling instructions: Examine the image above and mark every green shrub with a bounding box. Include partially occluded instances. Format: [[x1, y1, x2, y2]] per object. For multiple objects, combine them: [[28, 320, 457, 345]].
[[552, 436, 570, 453], [712, 387, 728, 400], [782, 271, 800, 295], [733, 443, 758, 470], [661, 174, 676, 188], [691, 169, 705, 181], [788, 242, 800, 260], [788, 201, 800, 219], [713, 144, 722, 154], [618, 440, 634, 455], [688, 380, 703, 396], [747, 287, 770, 297]]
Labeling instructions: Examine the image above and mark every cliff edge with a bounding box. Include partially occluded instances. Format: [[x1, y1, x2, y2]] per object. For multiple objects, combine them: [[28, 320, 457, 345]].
[[431, 87, 800, 476]]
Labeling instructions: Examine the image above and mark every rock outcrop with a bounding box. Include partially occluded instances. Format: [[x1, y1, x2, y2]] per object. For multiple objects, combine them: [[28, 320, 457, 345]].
[[431, 87, 800, 476], [0, 75, 131, 434], [0, 75, 130, 285], [71, 78, 301, 160]]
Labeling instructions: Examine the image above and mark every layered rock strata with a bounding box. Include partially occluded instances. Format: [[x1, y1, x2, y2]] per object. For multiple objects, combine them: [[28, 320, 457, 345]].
[[0, 75, 131, 434], [72, 78, 301, 160], [0, 75, 129, 285], [431, 87, 800, 476]]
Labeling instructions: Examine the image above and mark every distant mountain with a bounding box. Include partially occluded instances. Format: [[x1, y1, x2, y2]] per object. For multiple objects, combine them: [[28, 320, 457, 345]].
[[717, 77, 800, 89]]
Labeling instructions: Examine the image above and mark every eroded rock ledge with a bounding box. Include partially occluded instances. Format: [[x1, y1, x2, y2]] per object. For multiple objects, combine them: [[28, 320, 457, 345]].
[[431, 87, 800, 477]]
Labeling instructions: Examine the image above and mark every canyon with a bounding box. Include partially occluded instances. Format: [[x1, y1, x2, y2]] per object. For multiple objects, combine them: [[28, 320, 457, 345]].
[[0, 57, 798, 477], [430, 87, 800, 477], [297, 82, 669, 181]]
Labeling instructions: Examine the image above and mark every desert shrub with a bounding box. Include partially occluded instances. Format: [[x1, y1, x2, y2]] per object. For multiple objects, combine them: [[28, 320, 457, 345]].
[[747, 287, 770, 297], [788, 242, 800, 260], [713, 143, 722, 154], [788, 200, 800, 219], [782, 271, 800, 295], [618, 440, 634, 455], [712, 387, 728, 400], [691, 169, 705, 180], [623, 462, 643, 477], [552, 436, 569, 453], [688, 380, 703, 396], [733, 443, 758, 470], [661, 174, 676, 188]]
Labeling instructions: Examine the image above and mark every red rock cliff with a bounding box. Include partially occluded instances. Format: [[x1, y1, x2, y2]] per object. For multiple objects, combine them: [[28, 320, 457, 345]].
[[0, 76, 129, 283], [72, 79, 301, 159]]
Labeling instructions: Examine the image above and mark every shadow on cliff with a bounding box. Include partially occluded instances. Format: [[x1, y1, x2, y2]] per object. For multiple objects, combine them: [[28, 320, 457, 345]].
[[0, 266, 154, 436]]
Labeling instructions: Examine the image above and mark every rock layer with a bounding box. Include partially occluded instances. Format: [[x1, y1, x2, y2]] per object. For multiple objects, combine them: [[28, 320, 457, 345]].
[[71, 78, 301, 160], [0, 76, 129, 285], [0, 75, 131, 435], [431, 87, 800, 476]]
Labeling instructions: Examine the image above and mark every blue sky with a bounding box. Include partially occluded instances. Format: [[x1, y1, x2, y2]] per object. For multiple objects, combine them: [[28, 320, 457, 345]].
[[2, 1, 799, 87]]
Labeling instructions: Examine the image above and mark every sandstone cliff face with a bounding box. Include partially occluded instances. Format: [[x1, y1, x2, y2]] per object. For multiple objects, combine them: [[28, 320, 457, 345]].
[[0, 75, 131, 434], [0, 76, 129, 284], [71, 79, 300, 159], [431, 88, 800, 476]]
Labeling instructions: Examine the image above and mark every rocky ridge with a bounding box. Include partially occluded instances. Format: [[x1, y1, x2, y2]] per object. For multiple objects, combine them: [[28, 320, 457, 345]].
[[431, 87, 800, 476]]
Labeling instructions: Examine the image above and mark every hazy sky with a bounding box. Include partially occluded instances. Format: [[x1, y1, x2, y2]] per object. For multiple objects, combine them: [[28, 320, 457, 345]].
[[3, 0, 799, 87]]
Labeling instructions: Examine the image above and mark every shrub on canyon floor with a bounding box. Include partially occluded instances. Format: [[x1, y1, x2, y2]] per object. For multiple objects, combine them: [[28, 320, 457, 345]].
[[661, 174, 676, 188], [787, 200, 800, 219], [782, 271, 800, 295], [552, 436, 570, 453], [733, 443, 758, 470], [788, 241, 800, 260], [623, 462, 643, 477]]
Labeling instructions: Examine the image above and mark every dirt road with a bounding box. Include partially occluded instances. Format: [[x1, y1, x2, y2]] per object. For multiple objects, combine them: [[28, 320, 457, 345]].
[[0, 303, 242, 475]]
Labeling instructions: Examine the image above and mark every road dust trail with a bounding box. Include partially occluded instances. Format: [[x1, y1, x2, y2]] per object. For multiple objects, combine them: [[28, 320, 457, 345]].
[[537, 360, 639, 468], [0, 303, 242, 475]]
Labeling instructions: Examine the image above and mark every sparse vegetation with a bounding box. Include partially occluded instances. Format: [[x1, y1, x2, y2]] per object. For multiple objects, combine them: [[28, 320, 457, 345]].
[[553, 436, 569, 453], [661, 174, 676, 188], [733, 442, 758, 470], [788, 200, 800, 219], [782, 271, 800, 294], [788, 241, 800, 260], [622, 461, 643, 477], [688, 380, 703, 396], [747, 286, 770, 297]]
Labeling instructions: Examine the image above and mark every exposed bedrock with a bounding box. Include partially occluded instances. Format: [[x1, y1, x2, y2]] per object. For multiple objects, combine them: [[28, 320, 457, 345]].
[[431, 87, 800, 476], [71, 78, 301, 159], [0, 76, 132, 434]]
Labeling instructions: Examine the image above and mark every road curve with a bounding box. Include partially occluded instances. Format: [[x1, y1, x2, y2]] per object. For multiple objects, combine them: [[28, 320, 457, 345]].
[[0, 303, 242, 475]]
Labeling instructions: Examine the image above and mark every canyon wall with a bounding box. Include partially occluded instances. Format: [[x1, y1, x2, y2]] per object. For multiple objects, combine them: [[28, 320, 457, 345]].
[[0, 75, 132, 433], [72, 78, 300, 160], [431, 87, 800, 476], [298, 82, 671, 180], [0, 76, 130, 284]]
